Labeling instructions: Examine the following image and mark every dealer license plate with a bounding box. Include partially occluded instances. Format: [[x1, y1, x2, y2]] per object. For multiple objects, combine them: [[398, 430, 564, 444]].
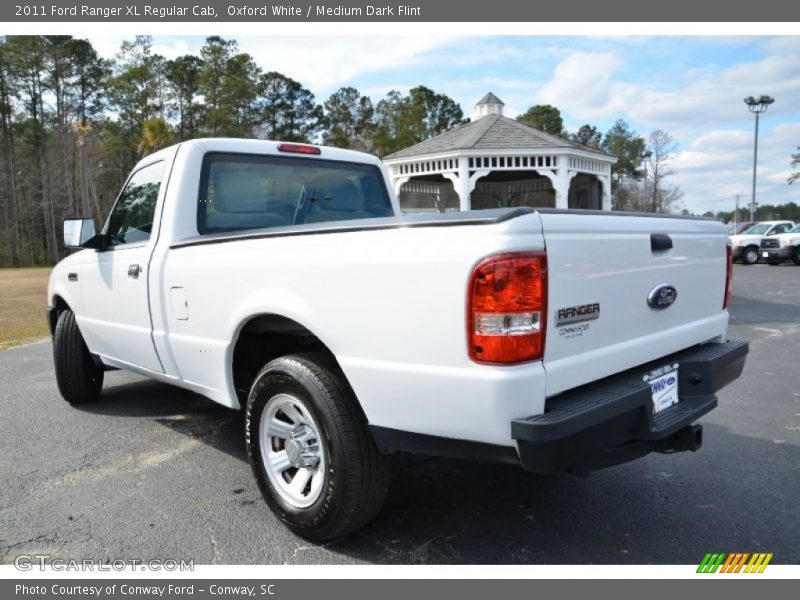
[[763, 251, 770, 258], [643, 363, 680, 414]]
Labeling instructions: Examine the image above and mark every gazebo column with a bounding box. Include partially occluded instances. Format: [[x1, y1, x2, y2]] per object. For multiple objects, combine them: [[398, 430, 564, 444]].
[[555, 167, 570, 209], [600, 174, 612, 211], [446, 163, 491, 211], [392, 176, 410, 198], [552, 166, 580, 209], [456, 157, 472, 211]]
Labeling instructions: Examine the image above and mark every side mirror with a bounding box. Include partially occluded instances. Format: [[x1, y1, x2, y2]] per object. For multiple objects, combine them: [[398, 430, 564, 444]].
[[63, 218, 96, 248]]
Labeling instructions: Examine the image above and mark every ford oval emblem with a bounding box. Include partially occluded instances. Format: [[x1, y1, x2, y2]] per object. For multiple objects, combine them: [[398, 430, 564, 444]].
[[648, 284, 678, 310]]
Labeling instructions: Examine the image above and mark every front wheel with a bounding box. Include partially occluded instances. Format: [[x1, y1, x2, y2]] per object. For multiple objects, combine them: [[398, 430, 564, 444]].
[[742, 246, 760, 265], [53, 309, 104, 404], [245, 353, 389, 541], [793, 247, 800, 266]]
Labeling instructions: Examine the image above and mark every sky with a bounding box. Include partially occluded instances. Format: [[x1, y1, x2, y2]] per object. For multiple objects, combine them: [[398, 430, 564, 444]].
[[87, 34, 800, 215]]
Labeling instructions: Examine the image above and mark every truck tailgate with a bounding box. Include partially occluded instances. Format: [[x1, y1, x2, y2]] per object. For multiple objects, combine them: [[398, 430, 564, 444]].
[[540, 212, 729, 397]]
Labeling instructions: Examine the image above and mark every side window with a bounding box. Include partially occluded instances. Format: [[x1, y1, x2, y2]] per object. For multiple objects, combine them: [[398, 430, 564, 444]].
[[198, 153, 393, 234], [773, 224, 791, 234], [106, 161, 165, 246]]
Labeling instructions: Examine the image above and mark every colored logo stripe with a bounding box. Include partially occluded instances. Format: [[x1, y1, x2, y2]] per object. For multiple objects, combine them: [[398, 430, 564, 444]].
[[697, 552, 773, 573], [720, 553, 749, 573], [697, 553, 726, 573], [744, 553, 774, 573]]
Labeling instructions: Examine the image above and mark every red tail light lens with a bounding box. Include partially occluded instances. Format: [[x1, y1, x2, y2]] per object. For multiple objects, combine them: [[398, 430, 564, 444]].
[[467, 252, 547, 364], [277, 143, 321, 155], [723, 242, 733, 309]]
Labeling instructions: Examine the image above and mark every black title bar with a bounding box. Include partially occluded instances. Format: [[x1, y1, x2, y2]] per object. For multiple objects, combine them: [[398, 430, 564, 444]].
[[4, 0, 800, 22]]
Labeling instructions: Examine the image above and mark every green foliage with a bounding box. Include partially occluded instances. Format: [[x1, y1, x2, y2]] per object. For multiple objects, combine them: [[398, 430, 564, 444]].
[[164, 55, 202, 140], [138, 117, 173, 156], [323, 86, 374, 151], [571, 124, 602, 148], [516, 104, 564, 136], [108, 36, 165, 131], [372, 86, 464, 156], [716, 202, 800, 223], [198, 36, 237, 135], [602, 119, 647, 190], [220, 52, 261, 137], [789, 147, 799, 185], [259, 71, 323, 143]]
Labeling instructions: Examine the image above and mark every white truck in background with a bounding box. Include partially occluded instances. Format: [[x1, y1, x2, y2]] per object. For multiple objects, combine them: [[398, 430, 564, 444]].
[[48, 139, 748, 540], [729, 220, 795, 264], [760, 223, 800, 265]]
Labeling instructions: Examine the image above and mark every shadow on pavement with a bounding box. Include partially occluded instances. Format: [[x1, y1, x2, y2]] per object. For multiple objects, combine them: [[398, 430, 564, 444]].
[[76, 377, 248, 461]]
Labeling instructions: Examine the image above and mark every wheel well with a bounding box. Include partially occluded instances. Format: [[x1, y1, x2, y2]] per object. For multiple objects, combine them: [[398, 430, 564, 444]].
[[48, 295, 71, 336], [231, 314, 337, 401]]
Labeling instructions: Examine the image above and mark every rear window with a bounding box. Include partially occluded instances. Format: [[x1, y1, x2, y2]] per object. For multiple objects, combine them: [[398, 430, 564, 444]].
[[197, 153, 393, 234]]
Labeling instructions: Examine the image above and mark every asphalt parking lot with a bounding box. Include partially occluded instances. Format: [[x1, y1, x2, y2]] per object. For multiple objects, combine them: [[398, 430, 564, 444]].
[[1, 264, 798, 565]]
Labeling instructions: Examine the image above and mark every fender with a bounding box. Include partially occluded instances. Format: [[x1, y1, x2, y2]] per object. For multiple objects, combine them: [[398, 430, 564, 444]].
[[48, 251, 90, 331], [224, 289, 343, 409]]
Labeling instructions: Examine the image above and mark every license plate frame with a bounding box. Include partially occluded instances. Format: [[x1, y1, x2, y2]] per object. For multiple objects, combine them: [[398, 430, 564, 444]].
[[643, 363, 680, 415]]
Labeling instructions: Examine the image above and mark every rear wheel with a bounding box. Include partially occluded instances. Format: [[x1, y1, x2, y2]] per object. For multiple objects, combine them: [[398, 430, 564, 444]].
[[742, 246, 759, 265], [53, 309, 104, 404], [245, 353, 389, 541], [793, 247, 800, 266]]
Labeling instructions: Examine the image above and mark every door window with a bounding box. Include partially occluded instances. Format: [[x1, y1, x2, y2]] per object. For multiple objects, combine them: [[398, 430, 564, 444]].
[[106, 161, 165, 246], [771, 223, 792, 235]]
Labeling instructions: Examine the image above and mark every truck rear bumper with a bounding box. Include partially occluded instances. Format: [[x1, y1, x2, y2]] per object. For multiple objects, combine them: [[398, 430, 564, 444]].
[[513, 340, 748, 474]]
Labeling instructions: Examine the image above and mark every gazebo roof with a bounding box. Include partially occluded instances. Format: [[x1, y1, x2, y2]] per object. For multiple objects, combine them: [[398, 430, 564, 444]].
[[476, 92, 505, 106], [385, 113, 611, 160]]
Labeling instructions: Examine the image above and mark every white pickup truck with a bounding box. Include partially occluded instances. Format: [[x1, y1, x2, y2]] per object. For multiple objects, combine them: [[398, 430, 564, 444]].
[[48, 139, 748, 540]]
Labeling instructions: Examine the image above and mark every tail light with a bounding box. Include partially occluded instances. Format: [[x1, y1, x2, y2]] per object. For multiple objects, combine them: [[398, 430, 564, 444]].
[[723, 243, 733, 309], [467, 251, 547, 364], [277, 143, 321, 155]]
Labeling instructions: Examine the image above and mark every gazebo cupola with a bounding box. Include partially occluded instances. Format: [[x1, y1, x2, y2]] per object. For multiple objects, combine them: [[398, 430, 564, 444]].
[[472, 92, 505, 120], [384, 93, 617, 214]]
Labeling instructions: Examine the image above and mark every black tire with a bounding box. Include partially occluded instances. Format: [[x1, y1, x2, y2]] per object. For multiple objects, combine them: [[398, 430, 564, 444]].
[[793, 247, 800, 266], [742, 246, 759, 265], [245, 353, 389, 541], [53, 309, 104, 404]]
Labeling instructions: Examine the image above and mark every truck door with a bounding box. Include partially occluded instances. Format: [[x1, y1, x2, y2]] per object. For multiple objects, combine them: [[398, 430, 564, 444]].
[[77, 160, 166, 373]]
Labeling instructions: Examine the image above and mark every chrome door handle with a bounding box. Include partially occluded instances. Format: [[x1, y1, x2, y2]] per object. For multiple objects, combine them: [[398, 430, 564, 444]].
[[128, 264, 141, 278]]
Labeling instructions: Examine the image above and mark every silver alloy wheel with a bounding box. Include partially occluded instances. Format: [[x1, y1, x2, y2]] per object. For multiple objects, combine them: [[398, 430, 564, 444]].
[[744, 247, 758, 264], [259, 393, 326, 508]]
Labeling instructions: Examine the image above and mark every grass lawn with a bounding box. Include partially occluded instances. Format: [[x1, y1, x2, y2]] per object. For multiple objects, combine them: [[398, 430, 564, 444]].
[[0, 267, 51, 351]]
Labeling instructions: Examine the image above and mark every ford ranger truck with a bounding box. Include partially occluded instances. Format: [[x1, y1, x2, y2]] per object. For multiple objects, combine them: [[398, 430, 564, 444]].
[[48, 139, 748, 541]]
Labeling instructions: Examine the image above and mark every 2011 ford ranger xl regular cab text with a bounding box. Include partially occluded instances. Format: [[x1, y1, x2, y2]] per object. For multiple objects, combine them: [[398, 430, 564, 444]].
[[48, 139, 748, 541]]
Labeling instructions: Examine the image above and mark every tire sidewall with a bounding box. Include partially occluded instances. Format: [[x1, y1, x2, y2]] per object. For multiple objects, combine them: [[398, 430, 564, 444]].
[[246, 363, 343, 532], [744, 246, 759, 264], [54, 309, 103, 403]]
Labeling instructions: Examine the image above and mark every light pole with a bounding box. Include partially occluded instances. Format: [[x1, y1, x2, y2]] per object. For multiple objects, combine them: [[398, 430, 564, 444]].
[[641, 150, 652, 212], [744, 95, 775, 221]]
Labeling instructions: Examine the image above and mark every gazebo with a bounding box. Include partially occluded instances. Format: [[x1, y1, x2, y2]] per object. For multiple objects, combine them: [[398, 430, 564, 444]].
[[384, 93, 617, 213]]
